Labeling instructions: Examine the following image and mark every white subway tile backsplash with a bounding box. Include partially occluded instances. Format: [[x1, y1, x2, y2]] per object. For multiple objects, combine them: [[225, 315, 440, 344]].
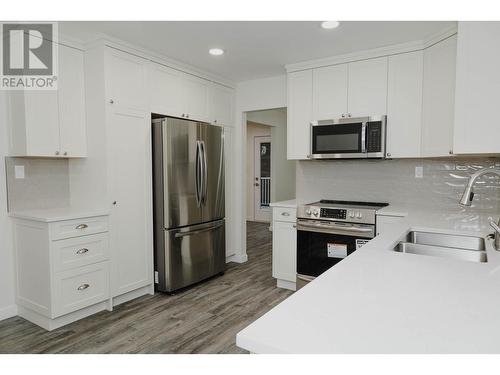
[[296, 157, 500, 213]]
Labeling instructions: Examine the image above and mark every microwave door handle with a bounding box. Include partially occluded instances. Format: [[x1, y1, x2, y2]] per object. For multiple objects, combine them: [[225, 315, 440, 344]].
[[361, 123, 367, 153]]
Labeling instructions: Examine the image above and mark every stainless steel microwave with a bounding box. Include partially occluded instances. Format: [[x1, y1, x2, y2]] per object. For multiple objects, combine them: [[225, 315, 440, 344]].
[[309, 115, 386, 159]]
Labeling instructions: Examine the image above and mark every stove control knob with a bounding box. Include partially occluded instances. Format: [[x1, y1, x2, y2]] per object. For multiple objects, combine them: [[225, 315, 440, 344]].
[[313, 211, 319, 217], [356, 211, 362, 219], [349, 210, 355, 218], [305, 209, 312, 216]]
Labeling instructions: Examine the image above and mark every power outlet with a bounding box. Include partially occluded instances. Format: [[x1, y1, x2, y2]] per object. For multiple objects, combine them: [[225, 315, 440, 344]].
[[14, 165, 25, 179], [415, 166, 423, 179]]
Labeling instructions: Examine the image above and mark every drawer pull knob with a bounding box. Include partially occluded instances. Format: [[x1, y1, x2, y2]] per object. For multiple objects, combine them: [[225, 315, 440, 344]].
[[76, 248, 89, 255], [77, 283, 90, 291], [75, 224, 88, 230], [281, 212, 290, 216]]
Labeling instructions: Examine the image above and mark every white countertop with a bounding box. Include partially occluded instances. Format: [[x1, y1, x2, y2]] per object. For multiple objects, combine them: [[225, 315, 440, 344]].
[[9, 207, 110, 222], [269, 199, 297, 208], [236, 207, 500, 353]]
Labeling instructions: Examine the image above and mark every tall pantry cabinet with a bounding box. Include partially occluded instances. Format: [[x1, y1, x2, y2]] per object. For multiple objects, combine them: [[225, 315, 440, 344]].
[[69, 45, 154, 305]]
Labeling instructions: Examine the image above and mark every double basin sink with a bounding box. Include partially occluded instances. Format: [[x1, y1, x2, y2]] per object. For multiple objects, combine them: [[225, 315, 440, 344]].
[[394, 231, 488, 263]]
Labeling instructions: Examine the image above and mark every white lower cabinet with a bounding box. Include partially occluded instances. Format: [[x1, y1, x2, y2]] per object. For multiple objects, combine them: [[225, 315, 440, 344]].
[[272, 206, 297, 291], [13, 215, 111, 331]]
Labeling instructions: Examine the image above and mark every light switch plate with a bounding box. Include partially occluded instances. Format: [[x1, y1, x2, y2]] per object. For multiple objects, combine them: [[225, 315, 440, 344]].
[[14, 165, 25, 179], [415, 166, 423, 178]]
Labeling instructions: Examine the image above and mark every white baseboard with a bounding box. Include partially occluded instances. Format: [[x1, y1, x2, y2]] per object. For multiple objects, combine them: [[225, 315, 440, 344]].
[[0, 304, 18, 321], [226, 253, 248, 263]]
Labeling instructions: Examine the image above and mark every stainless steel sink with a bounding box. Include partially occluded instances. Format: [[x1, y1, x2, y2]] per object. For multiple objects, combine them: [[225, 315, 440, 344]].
[[393, 231, 488, 263]]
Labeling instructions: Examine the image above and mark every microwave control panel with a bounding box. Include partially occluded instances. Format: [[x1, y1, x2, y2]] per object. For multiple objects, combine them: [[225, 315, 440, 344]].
[[367, 121, 382, 152]]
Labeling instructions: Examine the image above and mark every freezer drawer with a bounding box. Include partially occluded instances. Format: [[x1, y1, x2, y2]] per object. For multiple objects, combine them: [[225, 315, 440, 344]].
[[156, 219, 226, 292]]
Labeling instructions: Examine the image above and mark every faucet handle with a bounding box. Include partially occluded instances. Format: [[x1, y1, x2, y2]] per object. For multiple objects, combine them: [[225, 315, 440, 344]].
[[489, 218, 500, 234]]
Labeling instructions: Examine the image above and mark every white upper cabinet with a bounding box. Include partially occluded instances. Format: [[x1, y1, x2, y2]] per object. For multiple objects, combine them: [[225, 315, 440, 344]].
[[347, 57, 388, 117], [421, 35, 457, 157], [454, 22, 500, 154], [58, 45, 87, 157], [287, 70, 313, 160], [147, 62, 217, 123], [8, 43, 87, 158], [386, 50, 423, 158], [183, 74, 209, 122], [312, 64, 348, 120], [148, 63, 184, 118], [107, 48, 147, 111], [209, 83, 234, 126]]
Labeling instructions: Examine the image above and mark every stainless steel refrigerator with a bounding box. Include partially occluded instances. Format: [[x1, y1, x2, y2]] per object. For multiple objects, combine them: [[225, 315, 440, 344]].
[[152, 117, 225, 292]]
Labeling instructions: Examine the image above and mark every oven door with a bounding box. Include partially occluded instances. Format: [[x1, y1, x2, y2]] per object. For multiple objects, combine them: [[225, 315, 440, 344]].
[[310, 118, 368, 159], [296, 219, 374, 280]]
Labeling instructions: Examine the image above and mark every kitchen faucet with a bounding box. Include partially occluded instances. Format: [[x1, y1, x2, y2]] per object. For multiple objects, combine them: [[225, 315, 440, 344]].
[[459, 167, 500, 250]]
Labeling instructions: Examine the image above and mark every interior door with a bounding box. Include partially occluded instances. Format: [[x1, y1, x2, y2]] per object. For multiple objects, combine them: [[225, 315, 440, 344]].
[[162, 118, 203, 228], [253, 136, 272, 222], [200, 123, 225, 223]]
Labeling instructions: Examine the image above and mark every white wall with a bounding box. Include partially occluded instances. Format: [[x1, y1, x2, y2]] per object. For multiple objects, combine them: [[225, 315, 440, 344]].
[[233, 75, 287, 262], [246, 122, 272, 221], [0, 91, 17, 320]]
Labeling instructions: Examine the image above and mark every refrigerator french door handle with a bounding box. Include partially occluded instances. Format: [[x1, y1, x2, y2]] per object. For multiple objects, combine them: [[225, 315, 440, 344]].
[[195, 141, 202, 207], [174, 220, 224, 238], [201, 140, 208, 205]]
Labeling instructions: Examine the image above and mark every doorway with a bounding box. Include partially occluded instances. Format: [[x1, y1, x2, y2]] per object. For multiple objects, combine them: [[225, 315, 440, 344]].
[[246, 121, 272, 222], [253, 136, 272, 222]]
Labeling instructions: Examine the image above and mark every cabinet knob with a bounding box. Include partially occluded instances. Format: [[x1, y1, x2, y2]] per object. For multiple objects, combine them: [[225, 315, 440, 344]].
[[186, 114, 190, 118], [76, 248, 89, 255], [449, 150, 453, 155], [55, 151, 60, 155], [109, 99, 114, 104], [112, 201, 117, 205], [63, 151, 68, 156], [181, 114, 185, 117], [348, 113, 352, 118], [214, 119, 217, 124], [341, 114, 345, 118], [386, 153, 391, 157], [293, 224, 297, 228]]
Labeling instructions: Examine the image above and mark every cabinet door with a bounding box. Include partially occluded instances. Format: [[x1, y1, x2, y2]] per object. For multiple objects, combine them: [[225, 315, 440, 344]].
[[421, 35, 457, 157], [106, 48, 147, 111], [386, 51, 423, 158], [347, 57, 388, 117], [209, 83, 234, 126], [313, 64, 348, 120], [287, 70, 313, 160], [183, 74, 209, 122], [454, 22, 500, 154], [147, 63, 185, 118], [58, 45, 87, 157], [22, 90, 60, 156], [108, 106, 153, 297], [272, 221, 297, 282]]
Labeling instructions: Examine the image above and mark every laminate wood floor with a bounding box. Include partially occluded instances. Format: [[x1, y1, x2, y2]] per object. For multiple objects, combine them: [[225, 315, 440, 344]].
[[0, 221, 292, 354]]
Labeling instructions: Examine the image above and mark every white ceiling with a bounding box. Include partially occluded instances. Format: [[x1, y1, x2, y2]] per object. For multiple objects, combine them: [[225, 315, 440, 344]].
[[59, 21, 455, 82]]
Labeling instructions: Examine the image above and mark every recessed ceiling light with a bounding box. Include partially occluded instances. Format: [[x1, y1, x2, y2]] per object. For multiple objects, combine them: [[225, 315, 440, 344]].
[[321, 21, 340, 30], [209, 48, 224, 56]]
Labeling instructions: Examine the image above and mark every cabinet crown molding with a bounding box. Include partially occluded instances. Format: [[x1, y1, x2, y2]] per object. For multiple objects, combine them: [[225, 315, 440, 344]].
[[285, 24, 457, 73]]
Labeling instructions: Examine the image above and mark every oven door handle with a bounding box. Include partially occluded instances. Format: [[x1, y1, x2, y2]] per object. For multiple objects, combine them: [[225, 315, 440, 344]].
[[297, 221, 373, 233]]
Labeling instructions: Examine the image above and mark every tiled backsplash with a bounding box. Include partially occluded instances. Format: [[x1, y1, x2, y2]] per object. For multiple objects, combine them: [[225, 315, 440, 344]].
[[5, 157, 70, 211], [296, 157, 500, 212]]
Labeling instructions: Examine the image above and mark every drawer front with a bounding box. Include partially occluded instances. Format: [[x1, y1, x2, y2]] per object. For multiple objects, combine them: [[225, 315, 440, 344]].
[[53, 262, 109, 317], [50, 216, 109, 240], [52, 233, 109, 272], [273, 207, 297, 223]]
